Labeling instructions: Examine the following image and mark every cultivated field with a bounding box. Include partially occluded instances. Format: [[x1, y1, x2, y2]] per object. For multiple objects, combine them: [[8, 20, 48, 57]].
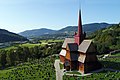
[[0, 57, 56, 80]]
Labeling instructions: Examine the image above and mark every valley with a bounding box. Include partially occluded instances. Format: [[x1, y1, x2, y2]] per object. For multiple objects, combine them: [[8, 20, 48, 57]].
[[0, 24, 119, 80]]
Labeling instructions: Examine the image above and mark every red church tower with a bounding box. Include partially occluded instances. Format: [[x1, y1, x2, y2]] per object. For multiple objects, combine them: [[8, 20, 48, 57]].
[[74, 10, 85, 45]]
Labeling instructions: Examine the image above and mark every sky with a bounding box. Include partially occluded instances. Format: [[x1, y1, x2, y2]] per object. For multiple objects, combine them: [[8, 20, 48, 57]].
[[0, 0, 119, 33]]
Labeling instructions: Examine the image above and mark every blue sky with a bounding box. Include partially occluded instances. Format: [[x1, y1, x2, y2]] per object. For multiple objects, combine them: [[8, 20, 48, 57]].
[[0, 0, 119, 33]]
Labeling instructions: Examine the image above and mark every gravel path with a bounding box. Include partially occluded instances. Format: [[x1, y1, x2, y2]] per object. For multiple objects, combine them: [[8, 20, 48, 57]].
[[54, 60, 64, 80]]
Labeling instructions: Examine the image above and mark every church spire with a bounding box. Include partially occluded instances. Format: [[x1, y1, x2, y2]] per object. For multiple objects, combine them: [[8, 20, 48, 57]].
[[74, 9, 83, 45], [78, 9, 82, 37]]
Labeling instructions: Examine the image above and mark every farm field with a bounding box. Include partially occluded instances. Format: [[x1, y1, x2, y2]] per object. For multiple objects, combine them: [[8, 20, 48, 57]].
[[0, 43, 41, 50], [0, 39, 63, 50], [63, 53, 120, 80], [40, 39, 63, 43], [0, 57, 56, 80]]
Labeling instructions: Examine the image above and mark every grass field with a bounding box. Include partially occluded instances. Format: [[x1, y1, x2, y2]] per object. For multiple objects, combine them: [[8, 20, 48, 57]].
[[0, 43, 41, 50], [1, 46, 17, 50], [20, 43, 41, 47], [40, 39, 63, 43], [0, 39, 63, 50], [63, 70, 120, 80]]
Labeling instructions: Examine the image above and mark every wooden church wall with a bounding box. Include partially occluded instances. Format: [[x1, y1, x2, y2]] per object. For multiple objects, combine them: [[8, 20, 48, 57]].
[[60, 55, 65, 63], [85, 54, 98, 62], [78, 62, 84, 73], [65, 50, 71, 60], [87, 44, 96, 53], [71, 61, 79, 70]]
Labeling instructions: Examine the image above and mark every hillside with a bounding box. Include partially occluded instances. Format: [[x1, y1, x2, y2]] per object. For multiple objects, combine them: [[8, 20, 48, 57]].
[[89, 24, 120, 54], [19, 23, 113, 38], [58, 23, 112, 34], [0, 29, 28, 43], [19, 28, 56, 38]]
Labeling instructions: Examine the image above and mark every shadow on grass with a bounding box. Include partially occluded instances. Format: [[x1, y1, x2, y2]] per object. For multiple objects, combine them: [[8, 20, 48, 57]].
[[100, 61, 120, 71]]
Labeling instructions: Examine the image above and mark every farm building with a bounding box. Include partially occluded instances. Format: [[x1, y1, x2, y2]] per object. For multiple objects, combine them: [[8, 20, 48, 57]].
[[59, 10, 102, 74]]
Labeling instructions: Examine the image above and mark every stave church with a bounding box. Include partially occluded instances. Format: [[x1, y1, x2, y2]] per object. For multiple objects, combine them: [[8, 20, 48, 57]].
[[59, 10, 102, 74]]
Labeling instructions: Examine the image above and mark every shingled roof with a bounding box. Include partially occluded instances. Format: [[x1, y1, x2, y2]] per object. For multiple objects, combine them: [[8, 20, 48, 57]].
[[67, 43, 78, 51], [78, 40, 92, 53], [59, 49, 66, 56], [78, 54, 86, 63], [62, 38, 74, 48]]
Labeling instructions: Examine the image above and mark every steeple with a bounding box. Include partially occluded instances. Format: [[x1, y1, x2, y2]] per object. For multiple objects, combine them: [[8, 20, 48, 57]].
[[78, 10, 82, 37], [74, 9, 83, 45]]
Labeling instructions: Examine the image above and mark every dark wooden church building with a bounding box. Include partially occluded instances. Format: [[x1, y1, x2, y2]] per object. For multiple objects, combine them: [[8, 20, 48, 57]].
[[59, 10, 102, 74]]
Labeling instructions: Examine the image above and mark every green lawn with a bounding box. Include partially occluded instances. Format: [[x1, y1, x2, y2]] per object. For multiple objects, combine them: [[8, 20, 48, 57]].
[[63, 70, 120, 80], [19, 43, 41, 48], [111, 52, 120, 56], [59, 63, 64, 69], [40, 39, 63, 43], [0, 43, 42, 50], [1, 46, 17, 50]]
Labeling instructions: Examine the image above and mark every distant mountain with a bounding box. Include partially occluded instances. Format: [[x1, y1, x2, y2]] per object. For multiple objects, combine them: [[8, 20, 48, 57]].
[[57, 26, 77, 33], [19, 28, 56, 38], [57, 23, 113, 34], [19, 23, 114, 38], [0, 29, 28, 43]]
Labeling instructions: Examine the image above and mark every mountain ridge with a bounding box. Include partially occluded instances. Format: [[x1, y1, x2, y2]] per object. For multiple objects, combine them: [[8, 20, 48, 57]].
[[19, 23, 114, 38], [0, 29, 28, 43]]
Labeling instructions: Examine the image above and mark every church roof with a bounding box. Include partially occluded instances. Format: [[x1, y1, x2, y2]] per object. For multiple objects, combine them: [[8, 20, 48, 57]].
[[78, 40, 92, 53], [59, 49, 66, 56], [67, 43, 78, 51], [62, 38, 74, 48], [78, 54, 86, 63]]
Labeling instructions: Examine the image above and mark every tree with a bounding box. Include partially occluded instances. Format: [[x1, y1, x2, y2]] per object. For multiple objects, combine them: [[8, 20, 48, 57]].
[[16, 47, 24, 62], [23, 47, 30, 62], [6, 49, 17, 66], [0, 50, 7, 69]]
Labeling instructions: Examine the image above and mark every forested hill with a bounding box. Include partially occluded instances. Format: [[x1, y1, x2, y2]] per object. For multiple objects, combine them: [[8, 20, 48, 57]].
[[0, 29, 28, 43], [19, 28, 56, 38], [58, 23, 113, 34], [19, 23, 113, 38], [89, 24, 120, 54]]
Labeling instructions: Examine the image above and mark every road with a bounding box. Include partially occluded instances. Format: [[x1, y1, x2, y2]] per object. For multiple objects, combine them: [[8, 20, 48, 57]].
[[54, 59, 64, 80]]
